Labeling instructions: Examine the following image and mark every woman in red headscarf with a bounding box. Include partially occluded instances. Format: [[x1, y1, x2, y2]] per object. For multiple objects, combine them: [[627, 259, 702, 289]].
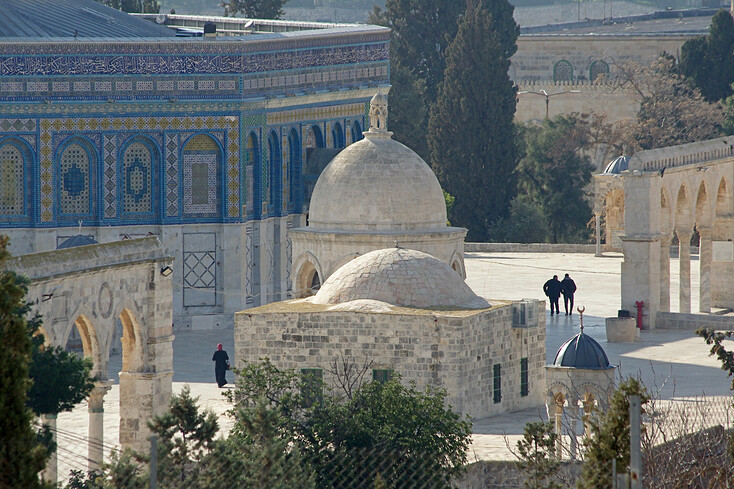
[[212, 343, 230, 388]]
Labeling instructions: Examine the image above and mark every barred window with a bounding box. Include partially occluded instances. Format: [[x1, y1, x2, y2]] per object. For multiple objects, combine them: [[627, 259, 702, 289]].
[[553, 60, 574, 82], [0, 144, 23, 215], [372, 369, 394, 384], [590, 60, 610, 82], [493, 364, 502, 403], [521, 358, 529, 397]]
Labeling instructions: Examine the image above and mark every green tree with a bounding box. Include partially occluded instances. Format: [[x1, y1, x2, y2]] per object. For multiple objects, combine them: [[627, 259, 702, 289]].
[[0, 236, 51, 489], [27, 335, 95, 416], [578, 377, 649, 489], [515, 115, 594, 244], [229, 358, 472, 489], [516, 421, 561, 489], [221, 0, 287, 18], [428, 0, 519, 241], [148, 385, 219, 487], [680, 9, 734, 102]]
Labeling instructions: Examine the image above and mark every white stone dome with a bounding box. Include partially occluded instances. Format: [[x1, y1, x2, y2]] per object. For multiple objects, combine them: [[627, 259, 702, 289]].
[[307, 133, 447, 232], [312, 247, 489, 309]]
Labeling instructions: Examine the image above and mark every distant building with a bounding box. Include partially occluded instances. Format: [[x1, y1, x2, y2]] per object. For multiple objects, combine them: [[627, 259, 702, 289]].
[[0, 0, 389, 328], [513, 8, 720, 122]]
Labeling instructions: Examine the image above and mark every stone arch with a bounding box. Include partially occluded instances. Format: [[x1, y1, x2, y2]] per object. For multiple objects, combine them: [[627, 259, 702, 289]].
[[603, 188, 625, 248], [119, 307, 144, 373], [56, 137, 99, 221], [0, 136, 34, 222], [695, 181, 712, 227], [293, 252, 324, 298], [66, 313, 103, 378], [267, 129, 282, 215], [553, 60, 574, 82], [674, 184, 693, 231], [715, 177, 731, 217], [181, 133, 222, 218], [660, 188, 673, 235], [331, 122, 345, 148], [119, 135, 160, 219], [449, 250, 466, 279], [351, 120, 363, 144]]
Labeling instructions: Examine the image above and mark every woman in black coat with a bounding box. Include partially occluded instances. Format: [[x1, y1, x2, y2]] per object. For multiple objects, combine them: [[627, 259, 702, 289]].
[[212, 343, 230, 388]]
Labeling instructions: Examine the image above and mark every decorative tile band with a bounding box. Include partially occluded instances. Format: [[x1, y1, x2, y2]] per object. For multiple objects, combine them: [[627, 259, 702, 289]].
[[267, 102, 365, 126]]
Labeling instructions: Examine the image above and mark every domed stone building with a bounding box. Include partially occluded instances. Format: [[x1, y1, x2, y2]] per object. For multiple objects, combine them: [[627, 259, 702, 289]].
[[235, 247, 546, 420], [289, 92, 467, 298], [545, 325, 617, 458]]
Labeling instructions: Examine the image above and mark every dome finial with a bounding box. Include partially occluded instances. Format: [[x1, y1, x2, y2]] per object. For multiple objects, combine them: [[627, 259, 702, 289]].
[[366, 91, 392, 139]]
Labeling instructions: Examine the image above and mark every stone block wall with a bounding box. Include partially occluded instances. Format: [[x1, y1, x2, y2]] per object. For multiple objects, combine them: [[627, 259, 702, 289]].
[[656, 311, 734, 330], [235, 301, 545, 420]]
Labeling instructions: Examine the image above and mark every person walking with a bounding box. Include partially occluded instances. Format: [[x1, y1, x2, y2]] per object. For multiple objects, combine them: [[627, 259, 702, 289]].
[[543, 275, 563, 316], [561, 273, 577, 316], [212, 343, 230, 388]]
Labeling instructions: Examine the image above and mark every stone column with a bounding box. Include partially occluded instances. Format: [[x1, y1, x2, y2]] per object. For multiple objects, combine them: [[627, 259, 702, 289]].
[[554, 407, 563, 459], [41, 414, 57, 484], [659, 234, 671, 313], [698, 226, 712, 313], [119, 370, 173, 453], [88, 380, 112, 471], [568, 397, 579, 461], [595, 214, 602, 256], [678, 228, 693, 314]]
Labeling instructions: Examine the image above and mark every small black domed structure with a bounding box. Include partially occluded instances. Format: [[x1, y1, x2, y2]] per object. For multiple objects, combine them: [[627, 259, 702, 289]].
[[553, 329, 612, 370], [602, 155, 629, 174], [56, 235, 97, 250]]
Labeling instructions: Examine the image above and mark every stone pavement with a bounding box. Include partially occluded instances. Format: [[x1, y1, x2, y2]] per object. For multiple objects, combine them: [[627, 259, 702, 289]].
[[54, 251, 734, 478]]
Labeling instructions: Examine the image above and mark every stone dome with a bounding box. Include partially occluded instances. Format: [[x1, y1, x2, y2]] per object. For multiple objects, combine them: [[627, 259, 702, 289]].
[[311, 247, 489, 309], [307, 95, 447, 232], [553, 330, 613, 370]]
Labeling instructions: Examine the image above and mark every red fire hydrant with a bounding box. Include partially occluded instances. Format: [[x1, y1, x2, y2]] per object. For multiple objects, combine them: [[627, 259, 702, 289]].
[[634, 301, 645, 329]]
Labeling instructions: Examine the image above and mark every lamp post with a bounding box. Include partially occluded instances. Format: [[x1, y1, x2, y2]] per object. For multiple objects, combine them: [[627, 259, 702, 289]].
[[517, 89, 581, 119]]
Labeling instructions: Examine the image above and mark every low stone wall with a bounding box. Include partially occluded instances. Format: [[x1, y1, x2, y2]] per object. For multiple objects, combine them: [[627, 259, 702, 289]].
[[455, 460, 582, 489], [656, 312, 734, 330], [466, 242, 596, 253]]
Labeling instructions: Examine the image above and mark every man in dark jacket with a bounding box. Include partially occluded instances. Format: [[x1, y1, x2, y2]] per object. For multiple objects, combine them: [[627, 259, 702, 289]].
[[561, 273, 577, 316], [543, 275, 563, 316]]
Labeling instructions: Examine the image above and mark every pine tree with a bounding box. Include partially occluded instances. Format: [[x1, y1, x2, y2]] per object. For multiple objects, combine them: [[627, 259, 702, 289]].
[[680, 9, 734, 102], [221, 0, 287, 19], [578, 378, 649, 489], [516, 421, 561, 489], [0, 236, 50, 489], [515, 115, 594, 244], [427, 0, 519, 241]]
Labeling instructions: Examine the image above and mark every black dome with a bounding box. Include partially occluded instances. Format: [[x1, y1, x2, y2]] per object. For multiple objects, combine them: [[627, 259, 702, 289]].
[[57, 235, 97, 249], [553, 332, 612, 370]]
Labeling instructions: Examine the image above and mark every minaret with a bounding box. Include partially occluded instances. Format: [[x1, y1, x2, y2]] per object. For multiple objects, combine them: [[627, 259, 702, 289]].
[[364, 91, 393, 139]]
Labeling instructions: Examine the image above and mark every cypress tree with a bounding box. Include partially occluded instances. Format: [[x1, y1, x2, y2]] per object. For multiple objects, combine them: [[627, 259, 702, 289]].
[[0, 236, 49, 489], [427, 0, 519, 241]]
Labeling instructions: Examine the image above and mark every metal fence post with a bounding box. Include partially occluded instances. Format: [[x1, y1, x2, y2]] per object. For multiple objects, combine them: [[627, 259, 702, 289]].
[[150, 434, 158, 489], [630, 395, 641, 489]]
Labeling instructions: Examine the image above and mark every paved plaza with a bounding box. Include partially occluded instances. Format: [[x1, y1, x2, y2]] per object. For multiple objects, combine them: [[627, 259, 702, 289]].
[[54, 251, 734, 476]]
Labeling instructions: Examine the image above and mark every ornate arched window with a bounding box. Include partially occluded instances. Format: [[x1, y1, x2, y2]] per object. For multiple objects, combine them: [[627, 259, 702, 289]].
[[182, 134, 221, 217], [589, 60, 610, 83], [0, 142, 25, 217], [267, 130, 282, 215], [245, 131, 261, 217], [59, 141, 95, 217], [287, 128, 301, 212], [351, 120, 363, 144], [331, 122, 345, 148], [553, 60, 574, 82], [122, 140, 155, 215]]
